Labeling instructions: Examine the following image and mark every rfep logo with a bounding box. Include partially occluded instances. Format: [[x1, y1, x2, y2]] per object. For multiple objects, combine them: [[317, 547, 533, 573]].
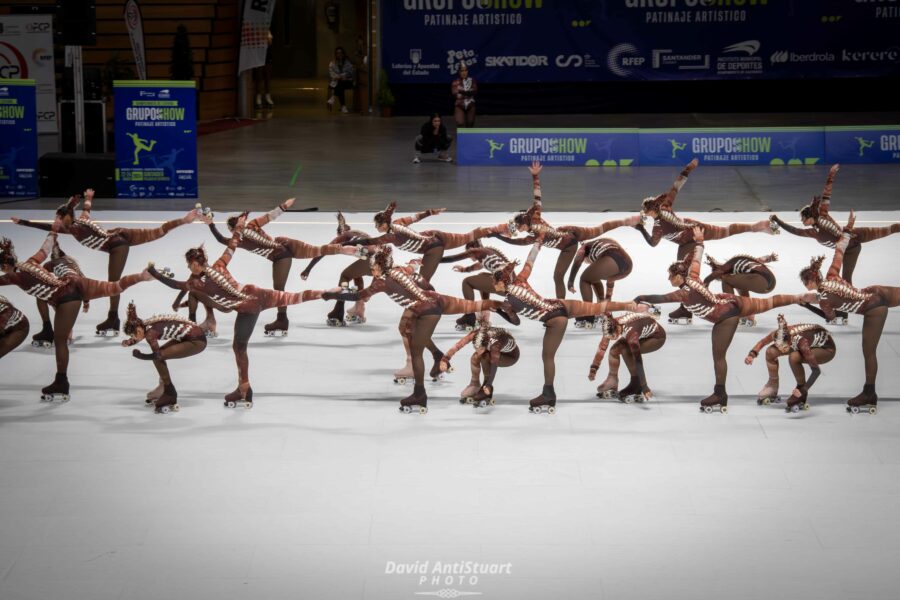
[[0, 42, 29, 79], [607, 43, 643, 78]]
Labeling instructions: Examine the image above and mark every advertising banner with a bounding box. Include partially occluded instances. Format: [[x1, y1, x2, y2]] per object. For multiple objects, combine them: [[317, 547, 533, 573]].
[[238, 0, 276, 74], [824, 126, 900, 164], [114, 80, 198, 198], [458, 129, 639, 167], [382, 1, 900, 84], [0, 15, 58, 133], [0, 79, 38, 197], [639, 128, 825, 167], [124, 0, 147, 81]]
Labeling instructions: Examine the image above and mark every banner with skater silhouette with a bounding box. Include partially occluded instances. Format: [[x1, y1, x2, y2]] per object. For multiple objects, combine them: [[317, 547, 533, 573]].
[[639, 128, 826, 167], [113, 80, 197, 198], [0, 79, 38, 197], [824, 126, 900, 165], [457, 129, 639, 167]]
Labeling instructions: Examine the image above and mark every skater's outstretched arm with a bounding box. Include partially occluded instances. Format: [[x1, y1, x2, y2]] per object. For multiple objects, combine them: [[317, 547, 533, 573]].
[[663, 159, 698, 209], [634, 290, 685, 306], [821, 164, 839, 208], [688, 228, 704, 281], [567, 244, 588, 292], [744, 331, 776, 364], [634, 220, 662, 247], [148, 264, 189, 291], [442, 330, 476, 366], [250, 198, 294, 228], [529, 160, 543, 208], [28, 220, 61, 265], [10, 217, 53, 232], [440, 249, 474, 264], [825, 213, 855, 281], [394, 208, 445, 227], [770, 215, 814, 238], [80, 189, 95, 219], [213, 215, 245, 271], [322, 277, 385, 303], [207, 222, 230, 245], [491, 233, 536, 246], [517, 240, 543, 283], [588, 337, 611, 381]]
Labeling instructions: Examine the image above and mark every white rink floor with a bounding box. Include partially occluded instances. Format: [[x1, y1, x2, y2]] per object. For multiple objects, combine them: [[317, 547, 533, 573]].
[[1, 209, 899, 600]]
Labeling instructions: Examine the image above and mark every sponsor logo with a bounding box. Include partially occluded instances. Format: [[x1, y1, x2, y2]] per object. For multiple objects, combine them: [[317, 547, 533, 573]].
[[486, 139, 505, 159], [0, 41, 29, 78], [25, 22, 51, 33], [31, 48, 53, 66], [139, 90, 156, 98], [723, 40, 760, 56], [158, 89, 171, 99], [37, 111, 56, 121], [555, 54, 601, 68], [856, 136, 875, 156], [607, 43, 643, 77], [446, 49, 478, 74], [392, 49, 441, 76], [881, 134, 900, 152], [652, 49, 710, 71], [717, 40, 763, 75], [485, 55, 548, 68], [841, 47, 900, 62], [770, 50, 836, 64], [0, 86, 8, 97], [410, 48, 422, 65]]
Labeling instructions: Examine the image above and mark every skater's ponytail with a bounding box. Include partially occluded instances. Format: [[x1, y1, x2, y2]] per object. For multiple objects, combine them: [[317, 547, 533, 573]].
[[336, 211, 350, 234], [123, 301, 144, 336], [799, 255, 825, 286], [799, 196, 820, 221], [185, 244, 208, 266], [369, 245, 394, 272], [641, 193, 664, 214], [667, 254, 691, 279], [374, 201, 397, 228], [0, 237, 17, 267], [597, 313, 616, 337], [493, 261, 518, 285], [55, 200, 75, 219]]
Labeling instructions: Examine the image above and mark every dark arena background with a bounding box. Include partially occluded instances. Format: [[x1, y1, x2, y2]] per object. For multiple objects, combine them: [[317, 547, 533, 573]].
[[1, 2, 900, 600]]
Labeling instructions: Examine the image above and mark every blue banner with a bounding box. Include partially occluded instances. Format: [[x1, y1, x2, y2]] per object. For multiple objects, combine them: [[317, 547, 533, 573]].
[[458, 129, 639, 166], [639, 128, 825, 166], [382, 1, 900, 84], [114, 80, 198, 198], [824, 126, 900, 164], [0, 79, 38, 197]]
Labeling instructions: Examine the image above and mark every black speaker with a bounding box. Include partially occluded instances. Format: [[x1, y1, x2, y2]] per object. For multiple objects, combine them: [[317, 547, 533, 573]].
[[54, 1, 96, 46], [39, 153, 115, 198]]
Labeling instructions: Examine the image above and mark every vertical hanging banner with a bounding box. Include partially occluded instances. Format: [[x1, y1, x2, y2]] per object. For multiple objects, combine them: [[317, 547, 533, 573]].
[[114, 80, 198, 198], [124, 0, 147, 80], [825, 126, 900, 164], [0, 79, 38, 197], [238, 0, 276, 74], [0, 15, 58, 133]]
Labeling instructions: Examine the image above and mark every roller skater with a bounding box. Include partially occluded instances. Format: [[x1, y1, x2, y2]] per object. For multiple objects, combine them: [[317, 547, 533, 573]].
[[208, 200, 367, 335], [634, 226, 814, 413], [440, 319, 520, 407], [635, 159, 777, 324], [147, 214, 333, 407], [568, 237, 633, 329], [588, 312, 666, 403], [492, 161, 641, 298], [745, 314, 835, 413], [703, 251, 778, 328], [31, 321, 54, 348], [799, 212, 900, 415], [441, 240, 514, 329], [492, 239, 645, 413], [1, 224, 153, 403], [322, 246, 519, 411], [0, 295, 28, 360], [301, 212, 373, 327], [121, 302, 206, 414], [12, 188, 207, 335]]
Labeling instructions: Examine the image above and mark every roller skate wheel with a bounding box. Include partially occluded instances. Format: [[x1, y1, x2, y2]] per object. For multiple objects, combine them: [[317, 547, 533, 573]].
[[849, 406, 859, 414], [703, 405, 713, 414], [464, 396, 475, 404], [489, 398, 496, 406], [400, 405, 411, 413], [622, 396, 634, 404], [528, 406, 539, 414], [869, 407, 877, 414], [547, 406, 556, 414], [226, 400, 236, 408], [145, 398, 155, 405], [205, 331, 218, 338], [803, 403, 810, 411], [173, 404, 180, 412], [159, 406, 171, 414], [789, 405, 800, 413], [418, 406, 428, 414], [720, 406, 728, 414], [394, 377, 407, 385]]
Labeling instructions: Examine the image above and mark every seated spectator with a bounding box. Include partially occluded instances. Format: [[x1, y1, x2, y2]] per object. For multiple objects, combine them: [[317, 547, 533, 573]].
[[413, 113, 453, 164], [327, 46, 355, 114]]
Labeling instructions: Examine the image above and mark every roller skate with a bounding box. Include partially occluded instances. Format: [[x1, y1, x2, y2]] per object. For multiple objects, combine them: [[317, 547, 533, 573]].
[[767, 215, 781, 235], [828, 311, 849, 326], [345, 303, 366, 324], [154, 384, 180, 414], [471, 386, 495, 408], [617, 376, 644, 404], [667, 305, 692, 325], [574, 316, 597, 329], [429, 352, 451, 381], [459, 382, 480, 404], [596, 374, 619, 400], [846, 384, 877, 415], [643, 304, 662, 319], [756, 378, 781, 405], [224, 386, 253, 409], [264, 311, 289, 337], [195, 203, 214, 220], [326, 302, 346, 327], [95, 312, 120, 337], [399, 384, 428, 414], [739, 316, 757, 328], [40, 374, 70, 403], [145, 379, 165, 405], [528, 385, 557, 414], [393, 362, 414, 385], [455, 313, 477, 332], [699, 385, 728, 413], [264, 93, 274, 109], [31, 321, 54, 348], [785, 387, 810, 414], [494, 301, 520, 325], [201, 318, 218, 338]]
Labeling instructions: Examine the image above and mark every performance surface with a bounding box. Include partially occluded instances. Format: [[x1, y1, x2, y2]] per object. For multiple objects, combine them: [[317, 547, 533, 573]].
[[1, 210, 899, 600]]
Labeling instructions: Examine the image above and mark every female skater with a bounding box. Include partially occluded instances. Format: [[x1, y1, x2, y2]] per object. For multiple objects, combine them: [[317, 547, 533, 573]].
[[633, 226, 814, 413], [492, 162, 640, 299], [0, 226, 152, 401], [799, 212, 900, 413], [588, 312, 666, 403], [30, 239, 89, 348], [121, 301, 207, 414], [300, 212, 372, 326], [358, 202, 506, 282], [322, 246, 519, 413], [772, 164, 900, 324], [438, 319, 520, 407], [0, 295, 28, 360], [440, 240, 513, 331], [12, 188, 205, 335], [147, 214, 333, 407], [492, 240, 645, 413], [745, 314, 835, 413], [566, 237, 633, 328], [635, 159, 778, 324], [207, 199, 366, 334], [702, 251, 778, 327]]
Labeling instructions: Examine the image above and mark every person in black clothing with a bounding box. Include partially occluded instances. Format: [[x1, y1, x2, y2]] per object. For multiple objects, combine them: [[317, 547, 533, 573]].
[[413, 113, 453, 164]]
